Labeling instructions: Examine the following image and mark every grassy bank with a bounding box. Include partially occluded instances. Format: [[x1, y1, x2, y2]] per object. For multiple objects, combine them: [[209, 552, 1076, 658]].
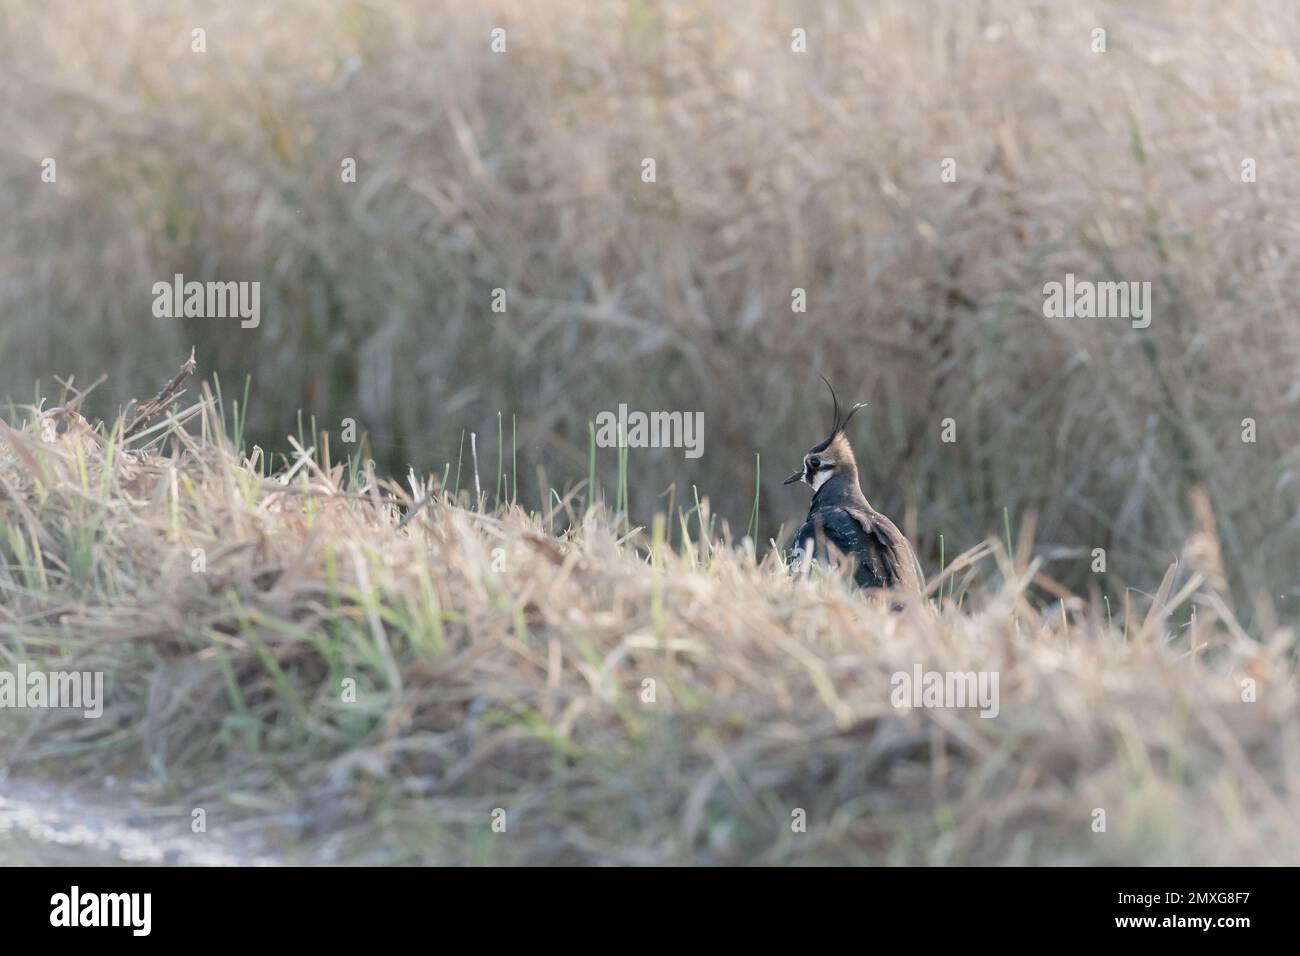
[[1, 383, 1296, 865]]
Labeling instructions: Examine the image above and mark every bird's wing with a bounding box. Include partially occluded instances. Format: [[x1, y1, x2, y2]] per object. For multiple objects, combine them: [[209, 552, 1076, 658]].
[[792, 507, 924, 592], [843, 506, 924, 592]]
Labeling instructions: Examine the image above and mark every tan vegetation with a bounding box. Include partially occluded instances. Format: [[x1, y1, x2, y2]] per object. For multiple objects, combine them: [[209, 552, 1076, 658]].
[[3, 0, 1300, 612], [1, 391, 1295, 864], [2, 0, 1298, 865]]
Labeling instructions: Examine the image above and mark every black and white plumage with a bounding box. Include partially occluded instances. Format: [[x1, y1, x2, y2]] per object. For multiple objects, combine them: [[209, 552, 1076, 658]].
[[784, 380, 923, 594]]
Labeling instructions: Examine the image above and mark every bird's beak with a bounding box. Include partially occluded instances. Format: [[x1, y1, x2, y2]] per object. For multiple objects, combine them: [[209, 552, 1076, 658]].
[[784, 470, 804, 485]]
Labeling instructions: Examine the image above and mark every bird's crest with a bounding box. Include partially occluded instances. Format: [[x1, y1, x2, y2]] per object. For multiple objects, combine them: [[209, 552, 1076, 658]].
[[810, 377, 867, 454]]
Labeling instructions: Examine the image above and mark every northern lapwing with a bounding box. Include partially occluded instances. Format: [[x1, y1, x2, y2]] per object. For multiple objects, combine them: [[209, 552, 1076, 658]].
[[784, 379, 923, 595]]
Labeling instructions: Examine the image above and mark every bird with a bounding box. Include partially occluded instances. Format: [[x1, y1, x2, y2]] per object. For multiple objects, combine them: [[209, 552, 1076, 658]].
[[784, 379, 924, 596]]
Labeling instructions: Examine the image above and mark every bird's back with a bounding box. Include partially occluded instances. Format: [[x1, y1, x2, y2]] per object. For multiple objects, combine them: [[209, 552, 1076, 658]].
[[793, 480, 923, 593]]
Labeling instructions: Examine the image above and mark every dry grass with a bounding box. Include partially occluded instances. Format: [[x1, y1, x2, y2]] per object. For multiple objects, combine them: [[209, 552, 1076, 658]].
[[1, 387, 1296, 865], [2, 0, 1299, 865], [4, 0, 1300, 615]]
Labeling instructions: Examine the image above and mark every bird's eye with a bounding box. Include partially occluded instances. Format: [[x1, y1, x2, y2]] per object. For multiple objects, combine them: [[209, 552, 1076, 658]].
[[808, 457, 821, 469]]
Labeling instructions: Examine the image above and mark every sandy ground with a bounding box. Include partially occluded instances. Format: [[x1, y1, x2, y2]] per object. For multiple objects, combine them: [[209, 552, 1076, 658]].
[[0, 779, 289, 867]]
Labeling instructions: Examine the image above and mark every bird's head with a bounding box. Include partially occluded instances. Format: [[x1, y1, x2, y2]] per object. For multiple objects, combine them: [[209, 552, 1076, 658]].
[[784, 378, 866, 493]]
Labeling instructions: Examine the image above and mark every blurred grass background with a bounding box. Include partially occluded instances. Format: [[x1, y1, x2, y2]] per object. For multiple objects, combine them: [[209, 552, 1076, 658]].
[[2, 0, 1298, 617]]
